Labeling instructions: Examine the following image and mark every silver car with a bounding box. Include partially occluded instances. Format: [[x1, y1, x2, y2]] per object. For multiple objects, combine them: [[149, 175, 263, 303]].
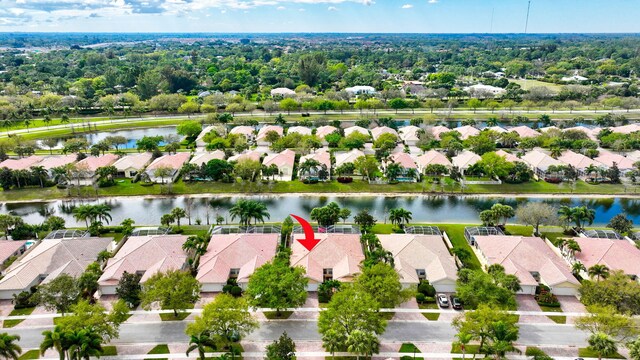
[[437, 293, 449, 308]]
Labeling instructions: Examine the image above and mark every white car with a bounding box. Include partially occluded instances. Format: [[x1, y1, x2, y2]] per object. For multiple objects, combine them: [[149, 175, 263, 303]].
[[437, 293, 449, 308]]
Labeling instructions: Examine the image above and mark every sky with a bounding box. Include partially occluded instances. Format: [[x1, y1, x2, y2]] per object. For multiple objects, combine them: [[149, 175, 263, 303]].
[[0, 0, 639, 33]]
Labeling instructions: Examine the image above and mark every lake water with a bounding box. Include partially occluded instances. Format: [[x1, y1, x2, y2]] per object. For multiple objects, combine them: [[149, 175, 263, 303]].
[[2, 195, 638, 227], [36, 126, 180, 149]]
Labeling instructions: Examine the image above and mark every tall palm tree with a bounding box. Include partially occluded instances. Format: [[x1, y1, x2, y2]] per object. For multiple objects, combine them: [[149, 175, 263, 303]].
[[455, 331, 473, 360], [558, 206, 576, 229], [585, 164, 599, 180], [229, 200, 270, 226], [574, 206, 595, 230], [388, 208, 412, 229], [92, 204, 113, 226], [346, 330, 378, 360], [183, 234, 209, 270], [565, 239, 582, 258], [40, 326, 67, 360], [66, 329, 103, 360], [299, 159, 321, 179], [588, 264, 610, 281], [73, 205, 94, 229], [0, 333, 22, 360], [485, 321, 521, 360], [171, 207, 187, 229], [30, 166, 48, 188], [186, 332, 217, 360], [571, 262, 586, 276], [588, 333, 617, 360]]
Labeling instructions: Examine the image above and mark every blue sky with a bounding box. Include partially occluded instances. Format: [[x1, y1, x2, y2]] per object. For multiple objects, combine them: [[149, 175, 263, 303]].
[[0, 0, 639, 33]]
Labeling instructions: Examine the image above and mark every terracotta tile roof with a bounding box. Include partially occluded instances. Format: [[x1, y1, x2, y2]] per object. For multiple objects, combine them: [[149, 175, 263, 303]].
[[495, 150, 520, 163], [37, 155, 76, 170], [379, 234, 457, 285], [416, 150, 452, 169], [399, 126, 421, 142], [147, 152, 191, 171], [287, 126, 312, 136], [334, 149, 364, 167], [344, 126, 369, 137], [257, 125, 284, 141], [230, 126, 255, 137], [98, 235, 188, 286], [557, 150, 604, 170], [522, 150, 565, 171], [300, 149, 331, 169], [316, 126, 338, 139], [290, 233, 365, 283], [228, 150, 263, 163], [387, 152, 417, 169], [510, 126, 540, 138], [595, 150, 635, 169], [452, 150, 481, 169], [612, 124, 640, 135], [0, 240, 26, 263], [371, 126, 398, 140], [0, 155, 44, 170], [430, 126, 451, 140], [190, 151, 225, 166], [113, 153, 153, 171], [455, 125, 480, 140], [486, 126, 507, 133], [574, 237, 640, 276], [263, 149, 296, 168], [196, 234, 278, 284], [0, 238, 111, 292], [76, 154, 119, 171], [474, 235, 579, 287]]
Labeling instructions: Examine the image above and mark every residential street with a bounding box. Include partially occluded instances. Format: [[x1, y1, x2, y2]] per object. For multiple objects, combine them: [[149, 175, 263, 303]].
[[9, 320, 587, 349]]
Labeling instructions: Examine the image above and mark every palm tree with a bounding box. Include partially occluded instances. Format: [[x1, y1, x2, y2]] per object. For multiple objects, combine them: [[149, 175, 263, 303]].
[[186, 332, 217, 360], [550, 147, 562, 159], [588, 333, 617, 360], [40, 326, 67, 360], [388, 208, 412, 229], [571, 262, 586, 276], [66, 329, 103, 360], [585, 164, 599, 180], [299, 159, 321, 179], [229, 200, 270, 226], [30, 166, 48, 188], [485, 321, 521, 360], [183, 234, 209, 270], [565, 239, 582, 258], [588, 264, 610, 281], [573, 206, 595, 230], [557, 206, 576, 229], [345, 330, 378, 360], [171, 207, 187, 229], [0, 333, 22, 360], [92, 204, 113, 226], [455, 332, 473, 360], [73, 205, 94, 229]]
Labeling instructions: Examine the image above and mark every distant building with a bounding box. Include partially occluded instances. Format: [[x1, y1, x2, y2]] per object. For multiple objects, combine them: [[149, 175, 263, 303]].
[[270, 87, 296, 97], [145, 152, 191, 183], [262, 149, 296, 181], [344, 86, 376, 96], [464, 84, 507, 97], [113, 153, 153, 178]]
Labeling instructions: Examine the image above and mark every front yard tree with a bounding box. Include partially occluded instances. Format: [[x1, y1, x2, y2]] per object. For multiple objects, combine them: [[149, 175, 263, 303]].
[[318, 286, 386, 358], [588, 333, 618, 360], [266, 332, 296, 360], [452, 305, 519, 359], [575, 305, 638, 342], [515, 202, 557, 235], [186, 293, 258, 356], [353, 262, 412, 309], [56, 299, 130, 342], [456, 268, 519, 309], [116, 271, 143, 307], [245, 254, 308, 317], [141, 270, 201, 317], [579, 271, 640, 314], [0, 333, 22, 360], [34, 274, 79, 316]]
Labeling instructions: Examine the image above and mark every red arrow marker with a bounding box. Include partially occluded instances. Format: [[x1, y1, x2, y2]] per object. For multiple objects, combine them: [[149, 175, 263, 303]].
[[290, 214, 321, 251]]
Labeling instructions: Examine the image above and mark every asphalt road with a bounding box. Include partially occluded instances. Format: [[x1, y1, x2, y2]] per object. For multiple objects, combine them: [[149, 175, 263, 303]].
[[10, 320, 587, 349]]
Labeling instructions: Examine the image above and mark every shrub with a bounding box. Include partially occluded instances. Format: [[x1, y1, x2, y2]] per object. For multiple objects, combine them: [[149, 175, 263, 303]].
[[230, 286, 243, 297], [416, 293, 426, 304], [337, 177, 353, 183], [423, 296, 436, 303], [13, 290, 37, 309], [222, 284, 234, 294], [418, 281, 436, 297], [318, 280, 341, 303]]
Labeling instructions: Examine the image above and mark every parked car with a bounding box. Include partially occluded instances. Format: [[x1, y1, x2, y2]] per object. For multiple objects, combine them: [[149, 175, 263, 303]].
[[450, 295, 463, 310], [437, 293, 449, 308]]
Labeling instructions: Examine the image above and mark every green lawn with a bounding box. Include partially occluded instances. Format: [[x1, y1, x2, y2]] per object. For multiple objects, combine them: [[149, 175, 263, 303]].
[[263, 311, 293, 320], [504, 225, 533, 236], [102, 346, 118, 356], [3, 307, 35, 328], [435, 224, 482, 269], [422, 312, 441, 321], [510, 79, 564, 91], [146, 344, 170, 360], [451, 344, 481, 354], [3, 177, 638, 202], [159, 312, 190, 321], [18, 350, 40, 360], [578, 348, 625, 359], [400, 343, 424, 360], [547, 315, 567, 324], [371, 224, 395, 234]]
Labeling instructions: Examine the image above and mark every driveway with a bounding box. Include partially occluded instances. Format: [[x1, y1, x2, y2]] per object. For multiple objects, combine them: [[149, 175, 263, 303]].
[[516, 295, 553, 324], [558, 296, 586, 324]]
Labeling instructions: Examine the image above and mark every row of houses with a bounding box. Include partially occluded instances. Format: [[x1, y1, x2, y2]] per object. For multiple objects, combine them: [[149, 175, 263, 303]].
[[0, 228, 459, 299], [466, 228, 640, 296]]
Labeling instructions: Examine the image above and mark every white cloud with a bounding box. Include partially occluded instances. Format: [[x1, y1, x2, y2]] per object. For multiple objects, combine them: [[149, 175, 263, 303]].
[[298, 7, 305, 11], [276, 5, 285, 9], [327, 5, 337, 11], [428, 0, 438, 3], [401, 4, 412, 8]]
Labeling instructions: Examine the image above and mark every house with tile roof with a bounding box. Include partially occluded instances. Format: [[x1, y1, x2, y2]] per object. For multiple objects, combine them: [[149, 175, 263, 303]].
[[0, 240, 27, 270], [0, 237, 112, 299], [229, 126, 256, 141], [334, 149, 365, 169], [299, 149, 331, 180], [113, 152, 153, 178], [521, 150, 566, 178], [37, 155, 77, 178], [509, 126, 540, 139], [495, 150, 520, 163], [344, 126, 370, 138], [0, 155, 43, 171], [290, 233, 365, 291], [383, 152, 417, 181], [228, 150, 263, 163], [190, 151, 226, 167], [486, 126, 507, 134], [595, 150, 635, 173], [452, 150, 481, 174], [287, 126, 312, 136], [557, 150, 606, 177], [472, 235, 579, 296], [371, 126, 398, 141], [315, 126, 338, 144], [197, 234, 279, 292], [399, 126, 422, 146], [454, 125, 481, 140], [379, 234, 457, 292], [262, 149, 296, 181], [416, 150, 452, 175], [430, 125, 452, 140], [145, 152, 191, 183], [563, 126, 601, 141], [570, 237, 640, 280], [98, 235, 189, 295], [74, 154, 119, 185], [256, 125, 284, 146]]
